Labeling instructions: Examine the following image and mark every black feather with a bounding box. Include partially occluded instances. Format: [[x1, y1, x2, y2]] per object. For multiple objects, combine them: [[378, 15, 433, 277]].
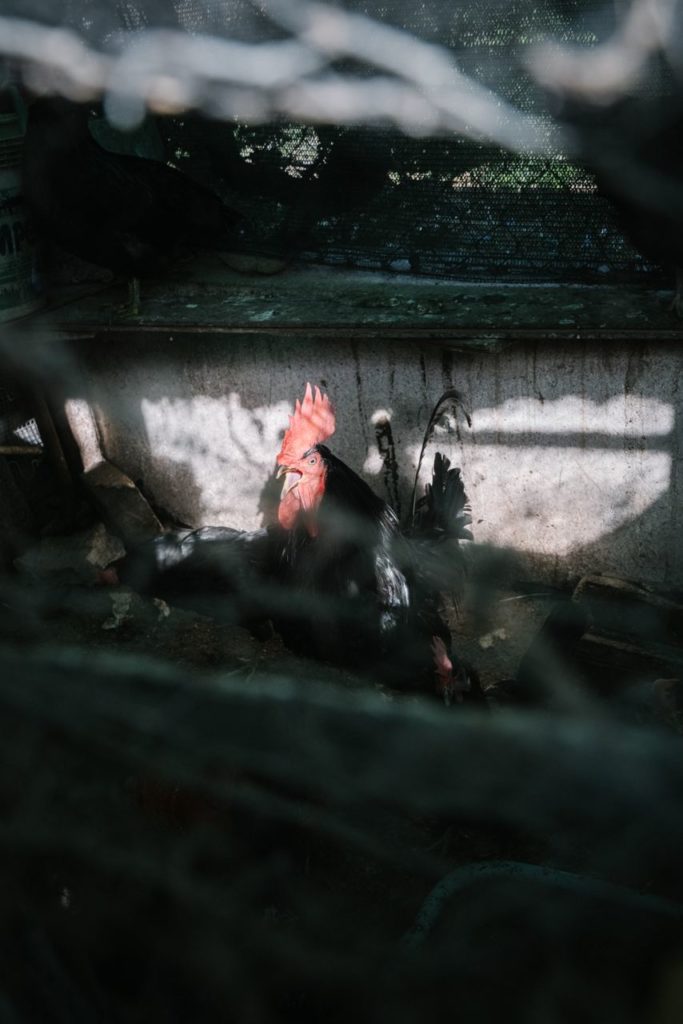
[[116, 526, 278, 630], [413, 452, 473, 542], [409, 388, 471, 525]]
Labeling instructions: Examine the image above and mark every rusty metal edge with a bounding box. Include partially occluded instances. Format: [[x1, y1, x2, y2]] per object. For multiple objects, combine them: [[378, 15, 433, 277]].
[[50, 322, 683, 346]]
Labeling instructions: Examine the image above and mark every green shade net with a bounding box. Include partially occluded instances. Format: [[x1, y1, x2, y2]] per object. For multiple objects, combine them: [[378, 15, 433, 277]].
[[2, 0, 667, 281]]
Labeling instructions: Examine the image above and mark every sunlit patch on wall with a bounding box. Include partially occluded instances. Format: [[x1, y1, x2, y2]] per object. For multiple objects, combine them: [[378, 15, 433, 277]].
[[459, 446, 671, 556], [408, 395, 674, 558], [140, 393, 292, 521], [471, 395, 674, 437]]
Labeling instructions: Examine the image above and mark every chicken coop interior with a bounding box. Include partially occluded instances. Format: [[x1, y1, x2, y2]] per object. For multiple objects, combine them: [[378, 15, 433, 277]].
[[3, 0, 683, 1021]]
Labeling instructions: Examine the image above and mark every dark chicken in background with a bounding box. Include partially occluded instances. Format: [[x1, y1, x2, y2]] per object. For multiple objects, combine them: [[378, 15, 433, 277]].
[[166, 122, 395, 262], [272, 127, 395, 257], [544, 71, 683, 313], [116, 384, 481, 705], [489, 600, 590, 710], [181, 117, 504, 268], [22, 96, 246, 312]]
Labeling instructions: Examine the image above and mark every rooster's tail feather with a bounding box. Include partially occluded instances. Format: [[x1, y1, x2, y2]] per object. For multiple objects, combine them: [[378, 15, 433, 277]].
[[415, 452, 473, 542]]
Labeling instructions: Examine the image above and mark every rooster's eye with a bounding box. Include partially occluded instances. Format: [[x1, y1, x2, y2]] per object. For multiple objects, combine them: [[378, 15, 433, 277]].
[[308, 456, 317, 465]]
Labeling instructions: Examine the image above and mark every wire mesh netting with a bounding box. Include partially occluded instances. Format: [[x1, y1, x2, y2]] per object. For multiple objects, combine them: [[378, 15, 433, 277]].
[[0, 382, 41, 448], [1, 319, 683, 1021], [2, 1, 683, 1021], [0, 0, 673, 284], [160, 119, 652, 282]]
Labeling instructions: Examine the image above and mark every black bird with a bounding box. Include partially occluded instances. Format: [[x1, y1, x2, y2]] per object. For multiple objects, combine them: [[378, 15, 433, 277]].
[[271, 384, 482, 703], [588, 106, 683, 311], [114, 385, 481, 704], [545, 75, 683, 313], [22, 96, 245, 312]]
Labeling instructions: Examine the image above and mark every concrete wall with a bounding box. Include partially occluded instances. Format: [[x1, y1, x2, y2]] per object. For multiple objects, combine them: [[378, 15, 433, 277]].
[[77, 332, 683, 587]]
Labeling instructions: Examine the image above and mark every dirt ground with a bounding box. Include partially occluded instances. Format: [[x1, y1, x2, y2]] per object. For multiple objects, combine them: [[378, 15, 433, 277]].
[[0, 570, 560, 692]]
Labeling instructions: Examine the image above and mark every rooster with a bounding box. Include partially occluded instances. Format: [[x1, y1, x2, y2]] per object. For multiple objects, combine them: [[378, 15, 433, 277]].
[[114, 384, 479, 704], [272, 383, 484, 703], [271, 384, 408, 668]]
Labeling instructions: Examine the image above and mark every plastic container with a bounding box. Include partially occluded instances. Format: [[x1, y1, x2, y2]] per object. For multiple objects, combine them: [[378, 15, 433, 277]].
[[0, 95, 42, 323]]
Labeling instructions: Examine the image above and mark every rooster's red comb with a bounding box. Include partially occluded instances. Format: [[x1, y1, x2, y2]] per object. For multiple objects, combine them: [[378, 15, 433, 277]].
[[277, 383, 336, 465]]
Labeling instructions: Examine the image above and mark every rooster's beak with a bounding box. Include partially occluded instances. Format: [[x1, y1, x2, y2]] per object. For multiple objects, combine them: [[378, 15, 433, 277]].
[[277, 464, 301, 497]]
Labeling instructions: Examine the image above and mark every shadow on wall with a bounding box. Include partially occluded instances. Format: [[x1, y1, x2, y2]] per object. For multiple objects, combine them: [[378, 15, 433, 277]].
[[72, 333, 683, 587], [133, 454, 204, 530]]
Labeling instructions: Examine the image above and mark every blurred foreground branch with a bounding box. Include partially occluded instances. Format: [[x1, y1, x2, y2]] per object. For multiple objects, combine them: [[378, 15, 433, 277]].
[[530, 0, 680, 100], [0, 5, 558, 151], [4, 643, 683, 877]]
